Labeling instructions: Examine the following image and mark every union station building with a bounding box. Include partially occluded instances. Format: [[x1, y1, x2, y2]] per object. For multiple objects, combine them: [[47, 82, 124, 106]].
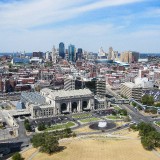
[[21, 88, 94, 119]]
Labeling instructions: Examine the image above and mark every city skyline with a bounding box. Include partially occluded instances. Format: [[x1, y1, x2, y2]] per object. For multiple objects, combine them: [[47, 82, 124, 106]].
[[0, 0, 159, 53]]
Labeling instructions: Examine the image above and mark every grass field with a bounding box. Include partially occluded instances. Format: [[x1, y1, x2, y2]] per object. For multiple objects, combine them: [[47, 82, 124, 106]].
[[72, 113, 92, 119], [45, 122, 75, 131], [113, 105, 121, 111], [23, 136, 160, 160], [21, 147, 37, 160], [74, 125, 101, 134], [155, 121, 160, 126], [105, 115, 123, 120], [79, 117, 101, 123]]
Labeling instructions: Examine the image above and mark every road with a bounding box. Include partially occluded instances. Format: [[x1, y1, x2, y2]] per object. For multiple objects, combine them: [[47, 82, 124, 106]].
[[106, 86, 160, 132]]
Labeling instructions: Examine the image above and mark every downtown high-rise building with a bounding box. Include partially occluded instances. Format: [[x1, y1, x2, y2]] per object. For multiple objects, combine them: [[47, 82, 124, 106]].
[[59, 42, 65, 59], [76, 48, 83, 61], [120, 51, 139, 63], [68, 44, 75, 62], [52, 45, 57, 63]]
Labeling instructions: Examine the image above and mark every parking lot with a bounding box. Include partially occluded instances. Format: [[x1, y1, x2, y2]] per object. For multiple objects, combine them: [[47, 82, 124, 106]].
[[29, 116, 71, 130]]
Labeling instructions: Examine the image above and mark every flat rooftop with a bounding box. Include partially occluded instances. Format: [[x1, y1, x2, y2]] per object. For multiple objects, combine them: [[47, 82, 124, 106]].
[[41, 88, 93, 99]]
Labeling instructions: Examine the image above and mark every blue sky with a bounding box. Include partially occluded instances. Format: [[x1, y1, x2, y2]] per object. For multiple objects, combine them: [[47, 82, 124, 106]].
[[0, 0, 159, 53]]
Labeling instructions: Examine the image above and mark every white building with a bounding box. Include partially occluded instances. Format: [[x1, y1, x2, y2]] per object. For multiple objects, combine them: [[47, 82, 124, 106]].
[[134, 77, 153, 88], [64, 75, 75, 91], [120, 82, 142, 101], [21, 88, 94, 119]]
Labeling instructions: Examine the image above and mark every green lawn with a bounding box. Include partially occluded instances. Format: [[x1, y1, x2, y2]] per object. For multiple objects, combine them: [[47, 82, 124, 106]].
[[79, 117, 101, 123], [113, 106, 121, 111], [105, 115, 123, 120], [45, 122, 75, 131], [72, 113, 92, 119], [156, 122, 160, 126]]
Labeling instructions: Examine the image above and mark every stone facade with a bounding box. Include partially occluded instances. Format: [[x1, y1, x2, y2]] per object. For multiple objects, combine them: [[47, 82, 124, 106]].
[[22, 88, 94, 119]]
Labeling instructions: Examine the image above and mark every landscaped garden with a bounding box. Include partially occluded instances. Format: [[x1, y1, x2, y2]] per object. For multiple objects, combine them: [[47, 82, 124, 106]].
[[105, 115, 123, 120], [79, 117, 101, 123], [45, 121, 76, 131], [155, 121, 160, 126], [72, 113, 92, 119]]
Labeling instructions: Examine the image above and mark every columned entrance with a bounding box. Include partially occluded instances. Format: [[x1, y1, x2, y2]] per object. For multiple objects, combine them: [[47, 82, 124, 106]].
[[82, 101, 88, 111], [72, 102, 77, 113], [61, 103, 67, 114]]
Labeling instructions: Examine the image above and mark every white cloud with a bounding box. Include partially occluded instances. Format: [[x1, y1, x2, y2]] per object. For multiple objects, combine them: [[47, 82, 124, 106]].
[[0, 0, 159, 53], [0, 0, 143, 29]]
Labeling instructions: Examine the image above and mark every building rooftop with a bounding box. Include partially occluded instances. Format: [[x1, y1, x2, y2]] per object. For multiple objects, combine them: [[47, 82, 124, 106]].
[[21, 92, 46, 105], [41, 88, 92, 99], [121, 82, 142, 88]]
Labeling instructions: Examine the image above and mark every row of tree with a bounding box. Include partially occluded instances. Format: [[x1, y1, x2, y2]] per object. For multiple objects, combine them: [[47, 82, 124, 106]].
[[130, 122, 160, 150], [31, 128, 76, 154]]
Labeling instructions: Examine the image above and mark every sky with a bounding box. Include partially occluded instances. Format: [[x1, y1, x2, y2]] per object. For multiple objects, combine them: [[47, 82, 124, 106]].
[[0, 0, 160, 53]]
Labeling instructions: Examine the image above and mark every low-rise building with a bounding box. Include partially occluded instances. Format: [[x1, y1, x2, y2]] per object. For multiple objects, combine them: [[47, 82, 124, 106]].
[[120, 82, 142, 101]]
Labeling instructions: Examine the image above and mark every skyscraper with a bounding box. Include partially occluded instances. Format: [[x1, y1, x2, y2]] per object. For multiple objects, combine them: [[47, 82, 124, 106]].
[[59, 42, 65, 59], [52, 45, 57, 63], [76, 48, 83, 60], [68, 44, 75, 62], [120, 51, 139, 63]]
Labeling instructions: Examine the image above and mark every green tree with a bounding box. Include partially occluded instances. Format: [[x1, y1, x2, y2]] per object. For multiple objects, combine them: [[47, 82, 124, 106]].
[[141, 136, 154, 150], [24, 119, 29, 124], [137, 122, 156, 137], [141, 95, 154, 106], [148, 96, 154, 105], [31, 133, 45, 148], [12, 152, 24, 160], [24, 123, 31, 131], [64, 128, 72, 134], [38, 123, 46, 131], [40, 135, 59, 154], [118, 109, 127, 116], [149, 131, 160, 147], [132, 102, 137, 107]]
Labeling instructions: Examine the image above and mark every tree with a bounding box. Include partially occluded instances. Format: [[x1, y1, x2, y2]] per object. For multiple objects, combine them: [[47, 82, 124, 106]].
[[12, 152, 24, 160], [149, 131, 160, 147], [40, 136, 59, 154], [118, 109, 127, 116], [24, 119, 31, 131], [137, 122, 156, 137], [24, 123, 31, 131], [38, 123, 46, 131], [31, 133, 45, 148], [132, 102, 137, 107], [141, 95, 154, 106], [64, 128, 72, 134], [141, 136, 154, 150], [148, 96, 154, 106], [31, 129, 73, 154], [24, 119, 29, 124]]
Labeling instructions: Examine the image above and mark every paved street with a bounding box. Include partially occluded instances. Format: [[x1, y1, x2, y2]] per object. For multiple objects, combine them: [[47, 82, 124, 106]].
[[106, 86, 160, 132]]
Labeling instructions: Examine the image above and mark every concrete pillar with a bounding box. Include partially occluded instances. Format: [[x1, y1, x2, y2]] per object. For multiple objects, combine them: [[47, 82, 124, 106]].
[[69, 101, 72, 112], [79, 99, 82, 112], [78, 100, 81, 112]]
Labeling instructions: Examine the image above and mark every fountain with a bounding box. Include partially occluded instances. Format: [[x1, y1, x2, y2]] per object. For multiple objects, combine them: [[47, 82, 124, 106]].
[[98, 121, 107, 128], [89, 120, 116, 131]]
